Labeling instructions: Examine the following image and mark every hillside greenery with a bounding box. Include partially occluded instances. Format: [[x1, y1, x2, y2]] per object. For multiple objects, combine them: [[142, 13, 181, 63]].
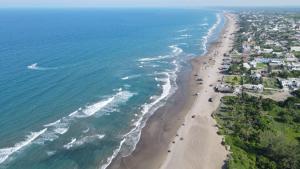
[[215, 91, 300, 169]]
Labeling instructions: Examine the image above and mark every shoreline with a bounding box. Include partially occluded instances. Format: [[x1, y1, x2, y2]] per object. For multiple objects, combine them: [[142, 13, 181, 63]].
[[160, 13, 237, 169], [108, 12, 237, 169]]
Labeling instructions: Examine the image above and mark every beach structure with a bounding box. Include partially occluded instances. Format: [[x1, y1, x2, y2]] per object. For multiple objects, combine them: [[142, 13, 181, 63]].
[[279, 78, 300, 91], [215, 84, 234, 93], [291, 46, 300, 52], [243, 63, 251, 69], [243, 84, 264, 93]]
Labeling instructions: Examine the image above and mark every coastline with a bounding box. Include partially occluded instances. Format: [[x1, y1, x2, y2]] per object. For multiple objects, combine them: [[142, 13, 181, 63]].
[[108, 12, 237, 169]]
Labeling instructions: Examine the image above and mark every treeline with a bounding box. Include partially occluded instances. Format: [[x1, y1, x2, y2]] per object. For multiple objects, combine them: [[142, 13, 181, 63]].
[[215, 90, 300, 169]]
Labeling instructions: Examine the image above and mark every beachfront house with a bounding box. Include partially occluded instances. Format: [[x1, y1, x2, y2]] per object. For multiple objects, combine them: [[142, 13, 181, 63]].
[[243, 84, 264, 93], [262, 48, 273, 54], [249, 60, 257, 68], [288, 62, 300, 71], [215, 84, 234, 93], [291, 46, 300, 52], [279, 78, 300, 91], [255, 58, 270, 64], [243, 63, 251, 69]]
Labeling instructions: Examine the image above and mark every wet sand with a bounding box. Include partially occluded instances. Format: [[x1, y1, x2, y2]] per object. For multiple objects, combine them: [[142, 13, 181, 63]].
[[108, 13, 237, 169]]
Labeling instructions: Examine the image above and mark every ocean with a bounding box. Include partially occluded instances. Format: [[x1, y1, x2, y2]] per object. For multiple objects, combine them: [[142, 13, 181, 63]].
[[0, 8, 224, 169]]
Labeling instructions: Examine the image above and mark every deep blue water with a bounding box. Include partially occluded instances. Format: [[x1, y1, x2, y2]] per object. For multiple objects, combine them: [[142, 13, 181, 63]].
[[0, 8, 223, 169]]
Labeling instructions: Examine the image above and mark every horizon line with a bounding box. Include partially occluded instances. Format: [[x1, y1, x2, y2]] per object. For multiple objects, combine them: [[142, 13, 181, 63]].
[[0, 5, 300, 9]]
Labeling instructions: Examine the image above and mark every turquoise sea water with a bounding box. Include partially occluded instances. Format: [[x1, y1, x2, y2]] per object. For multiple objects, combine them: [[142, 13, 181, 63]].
[[0, 8, 224, 169]]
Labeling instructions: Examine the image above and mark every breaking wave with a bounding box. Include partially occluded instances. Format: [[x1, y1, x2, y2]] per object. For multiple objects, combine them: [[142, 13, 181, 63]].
[[202, 13, 221, 54], [177, 28, 187, 32], [69, 90, 134, 118], [38, 90, 135, 144], [0, 128, 47, 164], [100, 62, 180, 169], [0, 89, 135, 165], [27, 63, 58, 71], [200, 23, 209, 26], [180, 34, 192, 37], [63, 134, 105, 150], [169, 45, 183, 56], [138, 55, 173, 62], [121, 74, 141, 80]]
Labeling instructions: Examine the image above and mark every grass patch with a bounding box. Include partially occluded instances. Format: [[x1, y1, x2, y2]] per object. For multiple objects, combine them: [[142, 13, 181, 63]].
[[256, 63, 268, 69], [262, 77, 280, 89], [224, 76, 242, 85]]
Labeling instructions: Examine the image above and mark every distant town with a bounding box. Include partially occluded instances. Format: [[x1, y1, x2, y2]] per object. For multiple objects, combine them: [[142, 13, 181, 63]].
[[216, 11, 300, 98], [214, 11, 300, 169]]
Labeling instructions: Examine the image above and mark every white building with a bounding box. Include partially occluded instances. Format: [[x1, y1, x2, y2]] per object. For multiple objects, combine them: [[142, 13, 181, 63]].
[[250, 60, 257, 68], [291, 46, 300, 52], [280, 78, 300, 91], [243, 84, 264, 93], [288, 63, 300, 71], [262, 48, 273, 53], [243, 63, 251, 69]]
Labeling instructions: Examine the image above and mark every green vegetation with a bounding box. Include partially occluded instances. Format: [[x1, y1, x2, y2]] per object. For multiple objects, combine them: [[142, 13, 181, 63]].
[[262, 77, 280, 89], [261, 53, 274, 58], [271, 70, 300, 78], [227, 63, 244, 75], [293, 51, 300, 58], [215, 92, 300, 169], [256, 63, 268, 70], [243, 75, 262, 85], [224, 76, 242, 85]]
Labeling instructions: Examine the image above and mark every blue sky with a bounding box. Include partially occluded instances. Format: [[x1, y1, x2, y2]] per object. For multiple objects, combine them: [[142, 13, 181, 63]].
[[0, 0, 300, 7]]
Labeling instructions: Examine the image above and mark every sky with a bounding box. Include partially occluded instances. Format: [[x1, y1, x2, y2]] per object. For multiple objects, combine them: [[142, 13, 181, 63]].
[[0, 0, 300, 8]]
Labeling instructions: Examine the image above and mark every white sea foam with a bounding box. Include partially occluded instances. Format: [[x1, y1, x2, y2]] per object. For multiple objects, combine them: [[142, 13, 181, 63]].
[[174, 37, 186, 40], [180, 34, 192, 37], [169, 45, 183, 56], [178, 43, 188, 46], [0, 128, 47, 164], [100, 138, 126, 169], [54, 127, 69, 135], [69, 90, 134, 118], [138, 55, 172, 62], [64, 135, 105, 150], [121, 75, 141, 80], [44, 119, 61, 127], [121, 76, 129, 80], [46, 151, 56, 156], [63, 138, 77, 149], [202, 13, 221, 54], [200, 23, 209, 26], [124, 72, 176, 155], [177, 28, 187, 32], [38, 118, 71, 144], [120, 72, 173, 155], [83, 128, 90, 133], [100, 50, 181, 169], [36, 90, 134, 145], [27, 63, 58, 71], [36, 131, 59, 143], [27, 63, 39, 70]]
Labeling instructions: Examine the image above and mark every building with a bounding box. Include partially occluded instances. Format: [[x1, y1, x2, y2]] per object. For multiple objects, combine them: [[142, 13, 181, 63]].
[[215, 84, 234, 93], [243, 84, 264, 93], [288, 63, 300, 71], [291, 46, 300, 52], [243, 63, 251, 69], [279, 78, 300, 91]]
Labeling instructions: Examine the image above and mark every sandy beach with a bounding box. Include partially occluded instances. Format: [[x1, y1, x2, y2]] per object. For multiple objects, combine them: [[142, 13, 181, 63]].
[[160, 13, 237, 169], [109, 13, 237, 169]]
